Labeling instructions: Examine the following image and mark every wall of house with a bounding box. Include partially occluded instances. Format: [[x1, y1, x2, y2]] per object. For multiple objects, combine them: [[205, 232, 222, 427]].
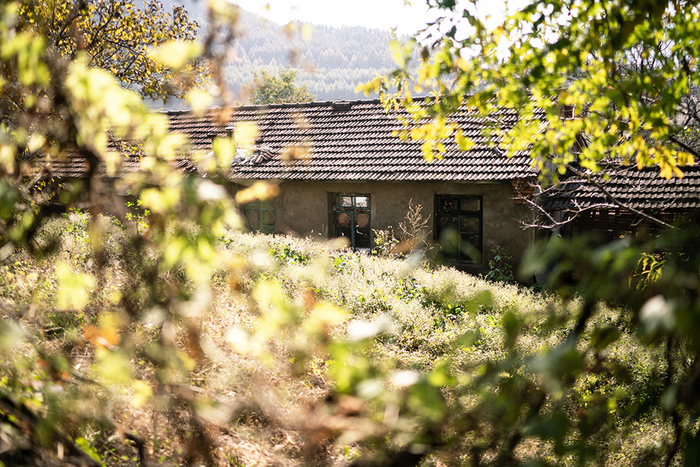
[[267, 180, 535, 276]]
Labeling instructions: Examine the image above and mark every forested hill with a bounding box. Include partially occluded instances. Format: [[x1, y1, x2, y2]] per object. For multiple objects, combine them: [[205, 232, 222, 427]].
[[163, 1, 403, 102]]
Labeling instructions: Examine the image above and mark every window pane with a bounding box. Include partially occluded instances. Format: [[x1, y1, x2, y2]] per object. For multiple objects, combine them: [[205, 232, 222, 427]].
[[355, 227, 371, 248], [337, 212, 351, 227], [440, 227, 460, 260], [246, 209, 260, 230], [335, 211, 352, 240], [261, 222, 275, 235], [460, 217, 480, 234], [435, 194, 482, 262], [355, 212, 370, 228], [440, 216, 458, 230], [459, 235, 480, 262], [440, 198, 456, 213], [244, 200, 276, 234], [460, 198, 480, 212], [334, 193, 371, 249], [261, 210, 275, 222], [461, 233, 480, 245]]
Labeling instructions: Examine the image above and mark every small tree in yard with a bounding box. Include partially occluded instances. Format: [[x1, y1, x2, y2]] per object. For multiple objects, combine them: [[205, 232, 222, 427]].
[[485, 246, 515, 283]]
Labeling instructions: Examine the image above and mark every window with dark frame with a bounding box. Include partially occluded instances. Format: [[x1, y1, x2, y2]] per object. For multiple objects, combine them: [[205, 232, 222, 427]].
[[435, 194, 482, 262], [244, 201, 276, 234], [333, 194, 371, 249]]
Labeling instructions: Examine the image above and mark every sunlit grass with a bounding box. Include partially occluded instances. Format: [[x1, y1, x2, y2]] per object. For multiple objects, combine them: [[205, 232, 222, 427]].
[[0, 217, 671, 466]]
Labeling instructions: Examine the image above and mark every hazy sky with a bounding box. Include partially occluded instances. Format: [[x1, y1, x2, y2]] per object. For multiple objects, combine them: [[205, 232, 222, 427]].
[[232, 0, 438, 36], [231, 0, 523, 38]]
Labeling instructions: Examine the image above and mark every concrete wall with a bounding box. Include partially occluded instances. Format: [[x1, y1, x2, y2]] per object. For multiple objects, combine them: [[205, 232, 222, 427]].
[[269, 180, 534, 275]]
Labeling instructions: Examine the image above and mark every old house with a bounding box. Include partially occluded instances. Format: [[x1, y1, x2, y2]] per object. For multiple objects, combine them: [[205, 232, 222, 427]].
[[49, 97, 697, 276], [166, 97, 540, 274]]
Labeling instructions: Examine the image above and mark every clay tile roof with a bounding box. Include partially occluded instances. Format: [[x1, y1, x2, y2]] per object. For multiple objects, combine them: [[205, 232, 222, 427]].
[[542, 164, 700, 212], [165, 97, 540, 183], [41, 155, 182, 179]]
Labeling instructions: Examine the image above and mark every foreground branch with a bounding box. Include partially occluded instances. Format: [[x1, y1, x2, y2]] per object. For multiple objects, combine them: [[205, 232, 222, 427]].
[[564, 164, 678, 231]]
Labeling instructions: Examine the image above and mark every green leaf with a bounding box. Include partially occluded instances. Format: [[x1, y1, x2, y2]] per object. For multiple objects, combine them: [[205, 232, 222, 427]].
[[590, 327, 621, 352]]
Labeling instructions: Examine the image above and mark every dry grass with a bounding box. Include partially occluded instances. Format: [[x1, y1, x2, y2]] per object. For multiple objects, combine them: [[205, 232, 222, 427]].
[[0, 218, 673, 466]]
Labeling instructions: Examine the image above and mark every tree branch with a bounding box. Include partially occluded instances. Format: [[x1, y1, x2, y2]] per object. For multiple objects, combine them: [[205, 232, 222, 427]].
[[515, 181, 625, 230], [668, 133, 700, 160], [564, 164, 679, 230]]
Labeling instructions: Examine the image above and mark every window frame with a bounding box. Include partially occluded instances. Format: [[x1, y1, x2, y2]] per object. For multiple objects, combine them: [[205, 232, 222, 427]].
[[332, 193, 371, 250], [434, 194, 483, 262], [243, 200, 276, 234]]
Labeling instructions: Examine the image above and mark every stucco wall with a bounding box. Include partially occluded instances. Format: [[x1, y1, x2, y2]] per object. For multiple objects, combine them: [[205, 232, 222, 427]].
[[270, 181, 535, 275]]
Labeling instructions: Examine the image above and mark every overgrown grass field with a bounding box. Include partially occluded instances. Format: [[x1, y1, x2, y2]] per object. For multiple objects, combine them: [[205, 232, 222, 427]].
[[0, 215, 674, 466]]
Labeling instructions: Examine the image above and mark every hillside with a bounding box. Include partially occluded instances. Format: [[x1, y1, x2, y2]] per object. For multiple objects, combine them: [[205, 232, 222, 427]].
[[162, 0, 404, 103]]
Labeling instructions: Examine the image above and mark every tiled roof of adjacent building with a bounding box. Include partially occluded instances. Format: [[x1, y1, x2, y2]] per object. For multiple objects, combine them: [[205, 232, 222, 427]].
[[166, 97, 538, 182], [541, 164, 700, 212]]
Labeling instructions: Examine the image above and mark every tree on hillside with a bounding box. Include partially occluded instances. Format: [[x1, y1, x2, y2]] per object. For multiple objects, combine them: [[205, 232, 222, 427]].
[[11, 0, 204, 105], [248, 68, 315, 104]]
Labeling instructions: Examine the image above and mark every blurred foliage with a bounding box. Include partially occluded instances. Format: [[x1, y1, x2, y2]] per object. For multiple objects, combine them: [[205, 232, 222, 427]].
[[5, 214, 700, 465], [1, 0, 700, 466]]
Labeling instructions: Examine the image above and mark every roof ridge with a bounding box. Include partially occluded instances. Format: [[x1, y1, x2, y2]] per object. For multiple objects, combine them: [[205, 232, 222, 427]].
[[161, 96, 439, 115]]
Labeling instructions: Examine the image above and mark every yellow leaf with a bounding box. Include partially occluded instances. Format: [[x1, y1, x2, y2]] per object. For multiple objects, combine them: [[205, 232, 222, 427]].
[[455, 57, 468, 71], [56, 261, 95, 311], [148, 40, 203, 71], [659, 164, 672, 179], [95, 347, 132, 384], [301, 23, 314, 42], [410, 127, 425, 140], [304, 302, 347, 336], [140, 187, 181, 214], [83, 324, 120, 348], [131, 380, 153, 408], [0, 144, 16, 174], [185, 88, 214, 114], [233, 121, 259, 149], [235, 181, 280, 204]]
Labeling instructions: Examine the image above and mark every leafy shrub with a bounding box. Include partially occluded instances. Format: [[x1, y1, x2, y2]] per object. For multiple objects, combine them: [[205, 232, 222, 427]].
[[270, 242, 310, 264], [486, 245, 515, 283]]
